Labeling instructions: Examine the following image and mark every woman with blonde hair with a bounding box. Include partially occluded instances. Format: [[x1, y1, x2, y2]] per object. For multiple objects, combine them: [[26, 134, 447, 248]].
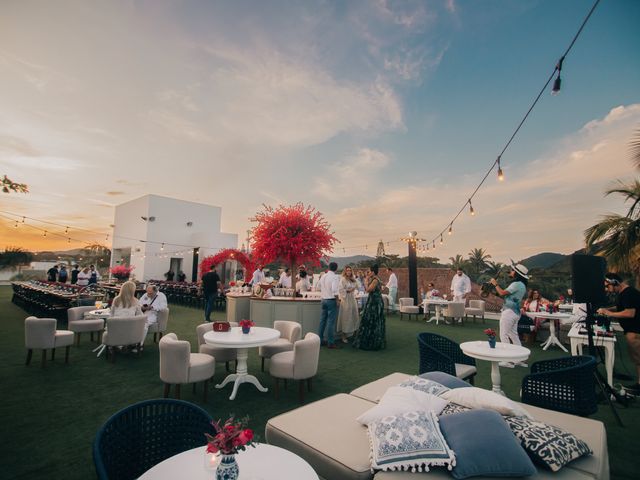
[[337, 266, 360, 343], [111, 281, 143, 317]]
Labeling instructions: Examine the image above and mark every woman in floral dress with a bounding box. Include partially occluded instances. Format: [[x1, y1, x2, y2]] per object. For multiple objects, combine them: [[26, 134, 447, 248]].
[[337, 266, 360, 343], [353, 264, 386, 350]]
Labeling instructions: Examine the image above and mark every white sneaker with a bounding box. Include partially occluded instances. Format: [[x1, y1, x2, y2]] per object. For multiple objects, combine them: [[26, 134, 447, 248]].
[[498, 361, 515, 368], [515, 362, 528, 368]]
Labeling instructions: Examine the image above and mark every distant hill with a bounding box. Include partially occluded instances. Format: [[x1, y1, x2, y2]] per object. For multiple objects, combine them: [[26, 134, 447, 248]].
[[520, 252, 566, 270], [328, 255, 375, 269]]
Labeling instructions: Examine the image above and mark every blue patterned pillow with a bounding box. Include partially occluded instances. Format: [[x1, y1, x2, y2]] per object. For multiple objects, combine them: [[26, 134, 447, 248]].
[[505, 416, 592, 472], [420, 372, 471, 389], [399, 376, 450, 396], [367, 410, 456, 472]]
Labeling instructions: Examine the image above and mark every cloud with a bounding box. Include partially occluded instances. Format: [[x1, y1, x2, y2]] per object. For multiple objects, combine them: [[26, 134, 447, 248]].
[[0, 134, 41, 156], [582, 104, 640, 132], [1, 155, 81, 171]]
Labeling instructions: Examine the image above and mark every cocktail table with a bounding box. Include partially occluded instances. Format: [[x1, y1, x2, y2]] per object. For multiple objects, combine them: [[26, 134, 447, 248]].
[[460, 340, 530, 396], [203, 326, 280, 400], [525, 311, 573, 352], [422, 298, 450, 324], [139, 443, 318, 479]]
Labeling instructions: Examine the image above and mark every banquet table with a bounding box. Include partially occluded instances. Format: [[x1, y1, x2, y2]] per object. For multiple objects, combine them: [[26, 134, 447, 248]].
[[422, 298, 450, 324], [460, 341, 531, 396], [203, 327, 280, 400], [525, 311, 573, 352], [139, 443, 318, 480]]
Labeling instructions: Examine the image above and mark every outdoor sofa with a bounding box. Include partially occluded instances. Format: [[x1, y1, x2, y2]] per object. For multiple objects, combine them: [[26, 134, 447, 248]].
[[266, 372, 608, 480]]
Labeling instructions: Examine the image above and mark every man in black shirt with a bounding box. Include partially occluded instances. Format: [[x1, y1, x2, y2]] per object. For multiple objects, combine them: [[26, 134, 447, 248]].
[[47, 265, 58, 282], [597, 273, 640, 393], [70, 265, 80, 284], [201, 264, 221, 322]]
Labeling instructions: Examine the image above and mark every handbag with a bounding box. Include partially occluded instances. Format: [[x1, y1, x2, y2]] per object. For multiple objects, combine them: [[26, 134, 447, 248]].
[[212, 321, 231, 332]]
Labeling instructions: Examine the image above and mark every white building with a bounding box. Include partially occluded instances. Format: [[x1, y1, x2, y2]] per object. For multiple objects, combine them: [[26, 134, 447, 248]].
[[110, 195, 238, 282]]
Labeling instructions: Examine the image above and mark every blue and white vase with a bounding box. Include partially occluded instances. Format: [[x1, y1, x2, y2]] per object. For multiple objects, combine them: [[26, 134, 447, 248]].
[[488, 336, 496, 348], [216, 454, 239, 480], [241, 326, 251, 334]]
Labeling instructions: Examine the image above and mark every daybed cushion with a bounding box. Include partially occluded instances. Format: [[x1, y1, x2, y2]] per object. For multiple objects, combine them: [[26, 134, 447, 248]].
[[420, 371, 471, 389], [357, 386, 448, 425], [266, 393, 375, 480], [350, 373, 412, 402], [439, 409, 536, 479], [440, 387, 532, 419]]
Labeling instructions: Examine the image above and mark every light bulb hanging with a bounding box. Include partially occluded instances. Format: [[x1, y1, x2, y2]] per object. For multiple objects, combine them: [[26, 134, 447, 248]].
[[440, 234, 443, 245], [64, 226, 69, 233], [497, 156, 504, 181], [551, 56, 564, 95], [43, 230, 47, 237], [448, 225, 453, 235], [469, 200, 475, 216], [161, 243, 165, 251]]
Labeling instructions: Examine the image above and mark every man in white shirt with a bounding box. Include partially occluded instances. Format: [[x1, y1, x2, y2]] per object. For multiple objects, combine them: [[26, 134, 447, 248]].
[[450, 268, 471, 323], [77, 267, 91, 286], [139, 284, 168, 347], [385, 267, 398, 312], [279, 268, 292, 288], [318, 262, 340, 349], [250, 265, 265, 286]]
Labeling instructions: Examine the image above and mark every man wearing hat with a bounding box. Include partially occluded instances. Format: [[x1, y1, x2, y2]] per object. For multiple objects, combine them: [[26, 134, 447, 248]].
[[490, 262, 529, 367]]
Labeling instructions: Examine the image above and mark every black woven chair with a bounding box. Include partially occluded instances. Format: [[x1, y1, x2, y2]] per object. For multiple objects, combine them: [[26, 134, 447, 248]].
[[417, 332, 477, 384], [521, 355, 597, 416], [93, 399, 214, 480]]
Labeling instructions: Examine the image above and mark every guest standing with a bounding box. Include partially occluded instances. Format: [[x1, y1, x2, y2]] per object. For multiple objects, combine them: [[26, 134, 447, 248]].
[[250, 265, 265, 286], [450, 268, 471, 323], [138, 285, 168, 349], [177, 270, 186, 282], [353, 264, 386, 351], [77, 267, 91, 286], [165, 270, 175, 281], [279, 268, 292, 288], [318, 262, 340, 349], [385, 267, 398, 312], [490, 262, 528, 367], [337, 266, 360, 343], [201, 264, 221, 322], [70, 265, 80, 284], [47, 265, 58, 282], [58, 265, 68, 283], [88, 265, 101, 285], [296, 270, 311, 294]]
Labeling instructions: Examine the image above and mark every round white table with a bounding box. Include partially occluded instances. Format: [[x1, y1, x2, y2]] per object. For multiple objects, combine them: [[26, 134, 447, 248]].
[[139, 443, 318, 480], [203, 327, 280, 400], [525, 311, 573, 352], [460, 341, 531, 396], [85, 309, 110, 356], [422, 298, 450, 324]]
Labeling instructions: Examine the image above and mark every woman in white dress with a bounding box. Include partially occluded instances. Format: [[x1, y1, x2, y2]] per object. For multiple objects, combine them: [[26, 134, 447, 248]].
[[337, 266, 360, 343]]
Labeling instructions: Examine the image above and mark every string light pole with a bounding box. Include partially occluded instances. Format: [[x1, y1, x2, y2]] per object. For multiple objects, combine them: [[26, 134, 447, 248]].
[[400, 232, 425, 303]]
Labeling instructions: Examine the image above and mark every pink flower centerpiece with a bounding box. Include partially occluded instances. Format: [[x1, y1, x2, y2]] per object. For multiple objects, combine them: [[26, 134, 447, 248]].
[[109, 264, 134, 281], [205, 416, 256, 480]]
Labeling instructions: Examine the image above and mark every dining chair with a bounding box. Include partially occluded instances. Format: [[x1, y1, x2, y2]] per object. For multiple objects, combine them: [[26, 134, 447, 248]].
[[101, 315, 147, 362], [258, 320, 301, 371], [464, 299, 486, 324], [443, 301, 466, 325], [159, 333, 215, 401], [270, 333, 321, 403], [147, 308, 170, 343], [195, 322, 238, 372], [67, 306, 105, 346], [417, 332, 477, 384], [398, 297, 420, 321], [24, 316, 74, 367], [93, 398, 213, 480]]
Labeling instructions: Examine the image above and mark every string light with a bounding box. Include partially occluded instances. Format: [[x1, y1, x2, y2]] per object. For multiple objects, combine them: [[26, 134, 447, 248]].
[[43, 230, 47, 237], [469, 200, 475, 216], [497, 156, 504, 181], [551, 56, 564, 95], [448, 225, 453, 235], [432, 241, 435, 249], [440, 235, 443, 245], [64, 226, 69, 233], [14, 220, 18, 228], [161, 243, 165, 251]]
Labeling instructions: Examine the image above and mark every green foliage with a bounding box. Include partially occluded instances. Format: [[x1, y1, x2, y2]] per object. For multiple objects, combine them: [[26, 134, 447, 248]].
[[1, 175, 28, 193], [0, 246, 33, 270]]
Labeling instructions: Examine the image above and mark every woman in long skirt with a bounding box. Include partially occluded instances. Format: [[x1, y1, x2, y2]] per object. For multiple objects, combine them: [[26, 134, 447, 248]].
[[337, 266, 360, 343], [353, 264, 386, 350]]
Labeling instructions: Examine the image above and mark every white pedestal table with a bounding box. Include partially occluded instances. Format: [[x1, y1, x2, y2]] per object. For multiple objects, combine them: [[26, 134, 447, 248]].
[[525, 311, 573, 352], [422, 298, 450, 324]]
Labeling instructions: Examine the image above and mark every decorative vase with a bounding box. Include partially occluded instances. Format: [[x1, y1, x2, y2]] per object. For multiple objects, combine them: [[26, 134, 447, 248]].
[[488, 336, 496, 348], [216, 454, 239, 480], [242, 326, 251, 334]]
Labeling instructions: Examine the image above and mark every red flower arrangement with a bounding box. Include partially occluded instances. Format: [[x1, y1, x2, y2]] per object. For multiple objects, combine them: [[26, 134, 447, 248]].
[[239, 319, 255, 329], [483, 328, 497, 338], [229, 281, 236, 287], [109, 264, 134, 280], [199, 249, 255, 282], [205, 416, 256, 455]]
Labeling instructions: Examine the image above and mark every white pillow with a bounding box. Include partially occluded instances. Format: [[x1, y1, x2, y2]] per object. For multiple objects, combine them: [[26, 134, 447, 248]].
[[440, 387, 532, 419], [357, 386, 448, 425]]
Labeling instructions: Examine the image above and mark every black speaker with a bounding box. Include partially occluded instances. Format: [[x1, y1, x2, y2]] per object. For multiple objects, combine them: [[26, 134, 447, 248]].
[[570, 254, 607, 307]]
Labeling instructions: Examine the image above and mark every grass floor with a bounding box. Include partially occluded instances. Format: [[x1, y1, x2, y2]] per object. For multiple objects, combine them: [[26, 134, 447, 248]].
[[0, 285, 638, 479]]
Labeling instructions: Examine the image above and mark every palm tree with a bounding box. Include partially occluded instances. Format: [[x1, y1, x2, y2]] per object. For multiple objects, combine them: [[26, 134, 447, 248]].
[[0, 247, 33, 273], [468, 248, 492, 276], [631, 128, 640, 170], [448, 254, 465, 270], [484, 260, 505, 277], [1, 175, 28, 193], [584, 179, 640, 275], [81, 244, 111, 269]]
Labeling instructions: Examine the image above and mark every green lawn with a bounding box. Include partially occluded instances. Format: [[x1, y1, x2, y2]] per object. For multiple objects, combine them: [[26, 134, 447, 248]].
[[0, 285, 637, 479]]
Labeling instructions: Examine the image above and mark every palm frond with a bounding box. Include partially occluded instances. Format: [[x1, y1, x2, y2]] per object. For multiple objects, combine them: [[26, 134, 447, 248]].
[[605, 179, 640, 218]]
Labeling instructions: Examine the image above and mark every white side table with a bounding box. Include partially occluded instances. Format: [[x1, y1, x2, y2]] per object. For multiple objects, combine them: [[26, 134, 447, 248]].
[[568, 322, 616, 386], [422, 299, 450, 324], [139, 443, 318, 480], [203, 327, 280, 400], [525, 311, 572, 352], [460, 341, 530, 396]]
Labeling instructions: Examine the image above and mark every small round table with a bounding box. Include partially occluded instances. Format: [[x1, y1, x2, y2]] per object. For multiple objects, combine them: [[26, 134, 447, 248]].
[[139, 443, 318, 479], [460, 340, 530, 396], [525, 311, 572, 352], [422, 299, 450, 324], [203, 327, 280, 400]]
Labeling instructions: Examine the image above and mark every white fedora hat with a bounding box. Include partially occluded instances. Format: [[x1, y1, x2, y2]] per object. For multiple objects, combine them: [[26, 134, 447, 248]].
[[509, 260, 529, 280]]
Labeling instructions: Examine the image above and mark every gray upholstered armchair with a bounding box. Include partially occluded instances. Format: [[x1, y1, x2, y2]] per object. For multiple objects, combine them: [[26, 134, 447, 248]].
[[159, 333, 215, 401], [25, 316, 74, 367], [101, 315, 147, 362], [259, 320, 302, 371], [270, 332, 321, 402], [147, 308, 169, 343], [465, 299, 486, 323], [67, 306, 104, 346], [196, 322, 238, 372]]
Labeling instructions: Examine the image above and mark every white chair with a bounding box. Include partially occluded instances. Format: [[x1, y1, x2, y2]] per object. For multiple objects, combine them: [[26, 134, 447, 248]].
[[465, 300, 486, 324], [25, 316, 74, 367], [270, 333, 321, 403], [399, 297, 420, 321], [67, 306, 104, 346], [147, 308, 169, 343], [196, 322, 238, 372], [258, 320, 302, 372], [101, 315, 147, 362], [159, 333, 215, 401], [443, 302, 466, 325]]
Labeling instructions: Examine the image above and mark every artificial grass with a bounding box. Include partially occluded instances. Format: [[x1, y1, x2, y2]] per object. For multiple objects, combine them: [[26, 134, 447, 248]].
[[0, 285, 637, 479]]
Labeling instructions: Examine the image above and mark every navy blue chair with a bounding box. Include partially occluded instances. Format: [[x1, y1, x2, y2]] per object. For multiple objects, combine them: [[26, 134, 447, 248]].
[[93, 399, 213, 480], [521, 355, 597, 416], [417, 332, 477, 384]]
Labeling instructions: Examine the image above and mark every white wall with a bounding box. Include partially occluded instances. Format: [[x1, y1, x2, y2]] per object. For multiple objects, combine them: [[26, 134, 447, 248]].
[[111, 195, 238, 281]]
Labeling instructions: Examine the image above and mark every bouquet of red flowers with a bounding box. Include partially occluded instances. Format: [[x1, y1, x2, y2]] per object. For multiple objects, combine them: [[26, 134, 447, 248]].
[[483, 328, 497, 338], [205, 416, 256, 455], [239, 319, 255, 329], [109, 264, 134, 280], [229, 281, 236, 287]]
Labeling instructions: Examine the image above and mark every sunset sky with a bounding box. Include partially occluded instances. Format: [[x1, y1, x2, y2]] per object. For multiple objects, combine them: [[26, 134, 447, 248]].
[[1, 0, 639, 263]]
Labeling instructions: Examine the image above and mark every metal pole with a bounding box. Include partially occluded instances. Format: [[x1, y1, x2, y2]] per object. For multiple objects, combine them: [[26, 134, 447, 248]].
[[191, 247, 200, 282], [408, 240, 418, 302]]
